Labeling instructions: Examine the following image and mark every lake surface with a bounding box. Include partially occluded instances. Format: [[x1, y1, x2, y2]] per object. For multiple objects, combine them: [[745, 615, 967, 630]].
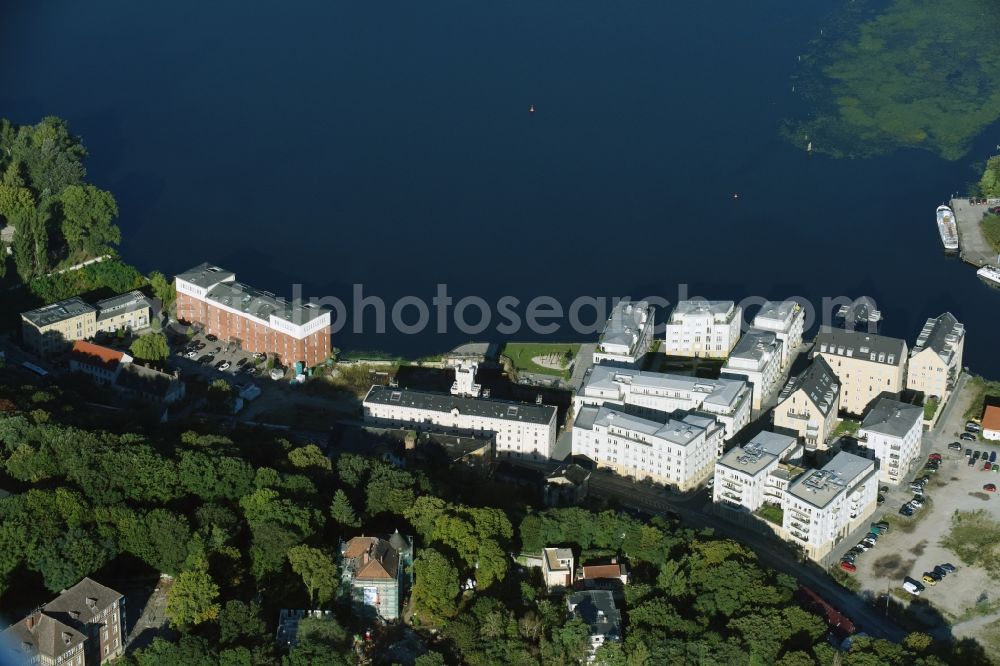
[[2, 1, 998, 374]]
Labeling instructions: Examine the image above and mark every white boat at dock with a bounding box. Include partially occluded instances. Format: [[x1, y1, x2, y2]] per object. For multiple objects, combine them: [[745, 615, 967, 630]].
[[977, 264, 1000, 288], [937, 205, 959, 252]]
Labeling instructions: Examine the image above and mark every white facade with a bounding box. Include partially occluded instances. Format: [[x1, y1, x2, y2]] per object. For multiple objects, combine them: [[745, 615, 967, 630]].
[[593, 300, 655, 368], [575, 365, 751, 441], [906, 313, 964, 402], [722, 330, 782, 410], [663, 300, 742, 358], [542, 547, 574, 591], [782, 452, 879, 561], [857, 398, 923, 485], [713, 432, 800, 513], [573, 404, 724, 490], [363, 378, 564, 461], [752, 300, 805, 370]]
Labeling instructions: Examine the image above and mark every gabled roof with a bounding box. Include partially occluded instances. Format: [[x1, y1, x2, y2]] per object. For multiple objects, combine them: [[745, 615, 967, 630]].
[[44, 578, 122, 628], [912, 312, 964, 365], [781, 357, 839, 416], [815, 328, 906, 367], [68, 340, 127, 372], [581, 563, 626, 580], [342, 536, 401, 581], [2, 612, 85, 662], [983, 406, 1000, 433]]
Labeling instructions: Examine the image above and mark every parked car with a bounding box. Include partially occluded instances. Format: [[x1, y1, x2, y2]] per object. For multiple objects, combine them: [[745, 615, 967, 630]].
[[197, 355, 213, 364], [905, 577, 926, 592], [949, 442, 963, 451], [966, 448, 973, 457], [185, 350, 198, 358], [879, 485, 889, 493], [911, 496, 924, 507], [985, 484, 997, 492], [218, 361, 232, 371], [929, 452, 943, 460], [875, 521, 890, 532], [236, 357, 249, 368], [842, 553, 857, 564], [940, 563, 957, 573], [877, 494, 885, 504], [974, 451, 983, 460], [899, 505, 914, 516], [840, 561, 857, 573], [855, 542, 870, 551], [967, 422, 983, 432], [922, 573, 939, 585], [962, 433, 978, 441], [986, 462, 993, 471], [863, 536, 877, 546], [903, 580, 922, 595], [969, 456, 977, 466], [205, 334, 218, 342], [991, 451, 997, 463], [933, 565, 949, 578]]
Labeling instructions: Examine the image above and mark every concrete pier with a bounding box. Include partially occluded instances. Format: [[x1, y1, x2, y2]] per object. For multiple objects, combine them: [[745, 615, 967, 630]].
[[951, 197, 997, 267]]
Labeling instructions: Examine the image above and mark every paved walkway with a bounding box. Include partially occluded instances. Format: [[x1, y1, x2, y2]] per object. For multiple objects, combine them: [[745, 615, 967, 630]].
[[953, 198, 996, 267]]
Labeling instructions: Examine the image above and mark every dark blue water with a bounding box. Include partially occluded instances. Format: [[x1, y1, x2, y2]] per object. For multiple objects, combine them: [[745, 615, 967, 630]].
[[2, 1, 998, 373]]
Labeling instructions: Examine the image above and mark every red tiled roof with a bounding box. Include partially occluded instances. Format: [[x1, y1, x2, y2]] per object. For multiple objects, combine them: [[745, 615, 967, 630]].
[[983, 406, 1000, 433], [68, 340, 125, 371], [582, 564, 624, 580]]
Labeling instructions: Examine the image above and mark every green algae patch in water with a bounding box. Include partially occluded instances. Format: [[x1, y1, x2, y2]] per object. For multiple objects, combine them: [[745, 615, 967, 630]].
[[786, 0, 1000, 160]]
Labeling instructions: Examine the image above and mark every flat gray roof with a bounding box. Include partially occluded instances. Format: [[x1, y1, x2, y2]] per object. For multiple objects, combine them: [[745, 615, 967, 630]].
[[670, 299, 735, 318], [365, 385, 555, 425], [95, 290, 150, 321], [729, 329, 779, 362], [175, 262, 236, 289], [599, 300, 652, 350], [584, 365, 747, 409], [717, 431, 796, 476], [206, 281, 330, 326], [860, 397, 922, 438], [755, 299, 800, 324], [22, 297, 96, 327], [787, 451, 873, 509], [575, 404, 715, 446]]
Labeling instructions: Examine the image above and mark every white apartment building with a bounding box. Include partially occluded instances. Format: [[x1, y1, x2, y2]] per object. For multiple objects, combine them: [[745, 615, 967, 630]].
[[752, 300, 805, 370], [363, 366, 564, 460], [721, 329, 782, 410], [906, 312, 964, 403], [858, 397, 923, 485], [573, 404, 724, 490], [782, 452, 879, 561], [713, 432, 801, 517], [592, 300, 655, 368], [575, 365, 751, 441], [663, 300, 742, 358], [773, 357, 841, 450], [813, 328, 908, 416]]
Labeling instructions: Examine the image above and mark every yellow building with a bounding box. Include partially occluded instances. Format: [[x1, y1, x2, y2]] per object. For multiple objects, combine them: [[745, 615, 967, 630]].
[[773, 357, 841, 450], [906, 313, 964, 403], [813, 328, 907, 417], [21, 297, 98, 356]]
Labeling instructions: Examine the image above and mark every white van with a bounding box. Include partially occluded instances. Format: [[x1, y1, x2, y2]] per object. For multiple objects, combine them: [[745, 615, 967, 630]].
[[903, 580, 922, 595]]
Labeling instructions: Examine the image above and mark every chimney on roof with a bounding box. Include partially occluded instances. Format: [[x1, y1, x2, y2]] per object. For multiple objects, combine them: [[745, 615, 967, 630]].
[[611, 556, 617, 564]]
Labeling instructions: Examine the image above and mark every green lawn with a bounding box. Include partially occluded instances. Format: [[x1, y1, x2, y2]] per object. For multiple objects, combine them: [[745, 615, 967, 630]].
[[502, 342, 580, 379], [834, 419, 860, 437], [923, 396, 939, 421], [757, 503, 784, 526], [942, 509, 1000, 575], [982, 213, 1000, 255]]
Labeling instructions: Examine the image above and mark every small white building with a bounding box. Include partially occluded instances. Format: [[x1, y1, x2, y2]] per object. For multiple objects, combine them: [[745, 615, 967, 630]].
[[362, 366, 564, 461], [857, 397, 923, 485], [573, 404, 724, 490], [713, 432, 801, 515], [752, 300, 805, 370], [575, 365, 751, 441], [663, 300, 741, 358], [542, 547, 574, 591], [983, 406, 1000, 442], [722, 330, 782, 410], [782, 452, 879, 561], [592, 300, 655, 368]]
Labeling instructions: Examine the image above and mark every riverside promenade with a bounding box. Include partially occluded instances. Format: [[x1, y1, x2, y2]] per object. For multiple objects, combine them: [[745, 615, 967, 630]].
[[951, 197, 997, 267]]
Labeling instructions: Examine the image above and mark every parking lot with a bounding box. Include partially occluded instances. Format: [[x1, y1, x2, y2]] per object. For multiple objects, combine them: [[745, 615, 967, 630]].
[[171, 332, 279, 384], [845, 377, 1000, 631]]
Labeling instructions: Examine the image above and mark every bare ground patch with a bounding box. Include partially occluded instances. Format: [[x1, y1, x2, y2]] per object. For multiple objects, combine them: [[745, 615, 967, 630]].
[[909, 540, 928, 557], [872, 553, 916, 579], [969, 492, 991, 501]]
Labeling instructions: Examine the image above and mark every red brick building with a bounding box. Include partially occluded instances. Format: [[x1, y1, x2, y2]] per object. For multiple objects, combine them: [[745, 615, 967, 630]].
[[175, 263, 332, 367]]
